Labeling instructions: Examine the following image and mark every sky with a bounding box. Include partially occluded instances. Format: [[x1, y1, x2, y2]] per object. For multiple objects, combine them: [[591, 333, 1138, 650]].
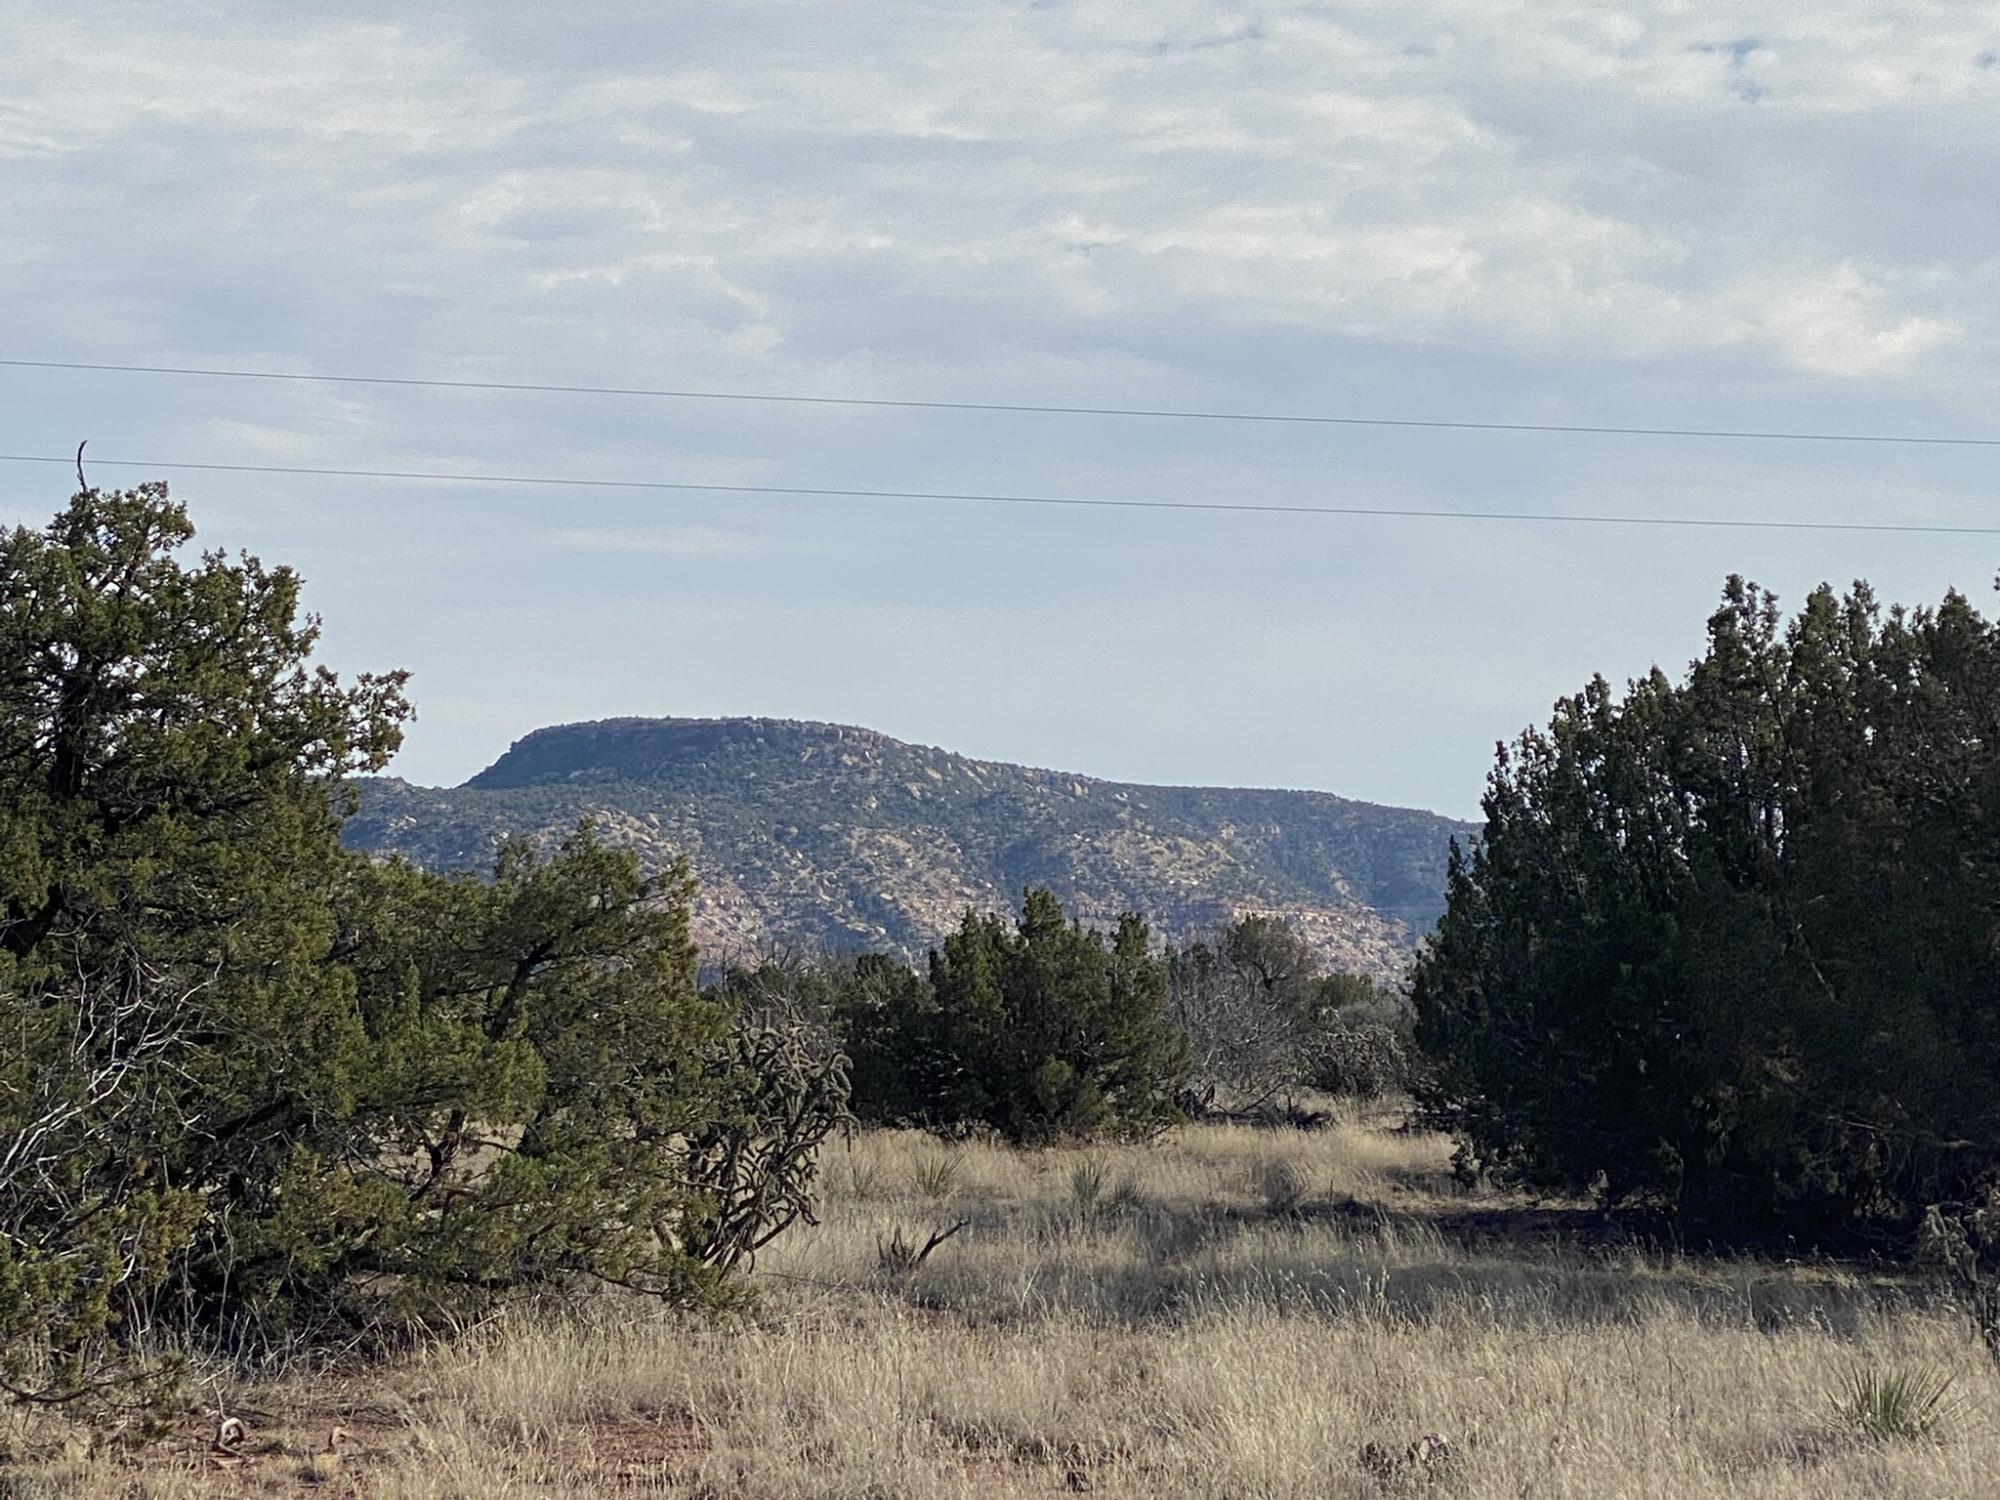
[[3, 2, 1998, 818]]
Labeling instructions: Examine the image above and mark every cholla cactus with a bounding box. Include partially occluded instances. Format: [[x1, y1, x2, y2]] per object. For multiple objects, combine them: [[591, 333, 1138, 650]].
[[1918, 1201, 2000, 1362], [676, 1024, 852, 1275]]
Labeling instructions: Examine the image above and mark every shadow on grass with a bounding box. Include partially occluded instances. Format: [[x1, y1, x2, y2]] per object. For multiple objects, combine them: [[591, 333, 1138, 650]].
[[880, 1192, 1943, 1341]]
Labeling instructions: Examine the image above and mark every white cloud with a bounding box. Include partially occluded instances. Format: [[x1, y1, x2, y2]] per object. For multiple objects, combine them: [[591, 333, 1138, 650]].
[[1725, 262, 1961, 378], [3, 0, 1995, 810], [1, 2, 1989, 388]]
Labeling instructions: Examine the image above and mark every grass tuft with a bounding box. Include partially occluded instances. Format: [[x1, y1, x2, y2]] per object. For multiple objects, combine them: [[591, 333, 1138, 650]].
[[1828, 1363, 1962, 1443], [1257, 1157, 1308, 1218], [1068, 1156, 1107, 1209], [837, 1153, 882, 1201], [913, 1150, 963, 1202]]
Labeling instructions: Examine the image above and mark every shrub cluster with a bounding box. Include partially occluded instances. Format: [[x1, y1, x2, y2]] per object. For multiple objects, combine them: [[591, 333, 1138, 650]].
[[0, 489, 845, 1405], [1416, 578, 2000, 1248], [715, 907, 1412, 1143], [719, 893, 1193, 1143], [1164, 917, 1413, 1108]]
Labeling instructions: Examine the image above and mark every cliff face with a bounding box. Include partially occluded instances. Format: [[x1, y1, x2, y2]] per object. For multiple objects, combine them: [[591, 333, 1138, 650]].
[[346, 717, 1474, 980]]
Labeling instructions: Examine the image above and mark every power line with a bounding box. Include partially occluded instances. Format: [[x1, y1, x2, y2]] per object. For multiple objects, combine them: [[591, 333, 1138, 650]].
[[5, 451, 1996, 537], [4, 356, 1995, 450]]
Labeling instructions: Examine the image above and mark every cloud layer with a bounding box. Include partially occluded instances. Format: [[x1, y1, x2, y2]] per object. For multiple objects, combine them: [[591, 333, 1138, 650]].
[[2, 2, 1994, 811]]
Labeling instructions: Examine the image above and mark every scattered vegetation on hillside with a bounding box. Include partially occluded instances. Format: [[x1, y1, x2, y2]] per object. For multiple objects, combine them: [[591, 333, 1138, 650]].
[[343, 716, 1469, 978]]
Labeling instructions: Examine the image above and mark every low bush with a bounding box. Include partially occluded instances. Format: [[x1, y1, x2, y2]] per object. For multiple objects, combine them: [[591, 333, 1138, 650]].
[[1305, 1020, 1412, 1101]]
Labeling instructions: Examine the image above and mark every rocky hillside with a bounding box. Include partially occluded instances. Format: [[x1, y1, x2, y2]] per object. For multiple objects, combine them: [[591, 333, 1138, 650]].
[[345, 717, 1474, 980]]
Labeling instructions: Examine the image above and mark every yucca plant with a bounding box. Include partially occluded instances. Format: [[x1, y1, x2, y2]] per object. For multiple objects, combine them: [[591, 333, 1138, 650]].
[[1065, 1157, 1140, 1227], [913, 1150, 963, 1201], [1829, 1364, 1961, 1443], [1068, 1157, 1108, 1217], [838, 1155, 882, 1201]]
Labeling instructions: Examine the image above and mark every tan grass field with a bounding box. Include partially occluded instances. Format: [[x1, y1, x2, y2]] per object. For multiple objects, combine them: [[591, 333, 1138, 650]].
[[5, 1108, 1993, 1497]]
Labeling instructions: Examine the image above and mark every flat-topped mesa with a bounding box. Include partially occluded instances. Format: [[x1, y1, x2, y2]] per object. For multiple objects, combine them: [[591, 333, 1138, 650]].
[[465, 716, 907, 790], [352, 715, 1476, 980]]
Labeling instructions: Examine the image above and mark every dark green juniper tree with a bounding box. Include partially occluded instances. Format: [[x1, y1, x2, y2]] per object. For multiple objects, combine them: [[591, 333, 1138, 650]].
[[0, 484, 409, 1398], [827, 890, 1187, 1141], [0, 486, 843, 1404], [822, 952, 952, 1126], [919, 889, 1187, 1142], [1414, 577, 2000, 1248]]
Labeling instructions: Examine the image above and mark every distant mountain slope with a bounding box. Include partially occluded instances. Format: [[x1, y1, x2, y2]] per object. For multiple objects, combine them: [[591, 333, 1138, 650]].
[[345, 717, 1475, 979]]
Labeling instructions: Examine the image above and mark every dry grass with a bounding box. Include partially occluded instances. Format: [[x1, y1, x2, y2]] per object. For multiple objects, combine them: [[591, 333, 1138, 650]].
[[4, 1110, 1993, 1497]]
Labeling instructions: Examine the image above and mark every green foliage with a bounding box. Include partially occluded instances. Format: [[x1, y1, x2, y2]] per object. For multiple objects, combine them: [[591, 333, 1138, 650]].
[[760, 908, 1398, 1141], [0, 487, 842, 1404], [922, 890, 1188, 1143], [823, 953, 950, 1126], [215, 828, 758, 1334], [0, 485, 408, 1399], [830, 891, 1188, 1142], [1414, 577, 2000, 1245], [1829, 1365, 1961, 1443]]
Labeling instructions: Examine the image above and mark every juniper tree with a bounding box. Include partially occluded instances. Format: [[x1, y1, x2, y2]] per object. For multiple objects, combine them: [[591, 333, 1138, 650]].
[[1414, 577, 2000, 1246], [0, 486, 843, 1401], [923, 889, 1187, 1142], [0, 484, 408, 1397]]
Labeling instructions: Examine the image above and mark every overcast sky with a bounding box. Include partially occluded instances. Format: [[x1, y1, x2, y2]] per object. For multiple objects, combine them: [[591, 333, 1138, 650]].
[[5, 2, 1997, 816]]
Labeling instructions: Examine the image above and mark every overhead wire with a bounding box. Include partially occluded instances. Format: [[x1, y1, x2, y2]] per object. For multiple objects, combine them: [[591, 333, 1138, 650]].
[[2, 451, 1995, 537], [3, 357, 1996, 449]]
